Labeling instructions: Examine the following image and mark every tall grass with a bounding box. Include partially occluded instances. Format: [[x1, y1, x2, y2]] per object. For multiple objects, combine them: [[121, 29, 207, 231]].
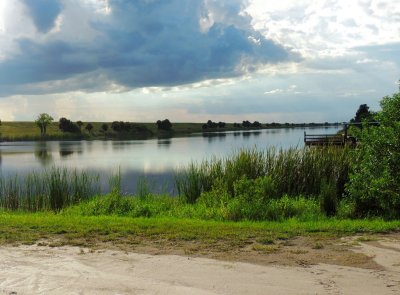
[[0, 168, 99, 212], [0, 147, 354, 221], [175, 147, 352, 204]]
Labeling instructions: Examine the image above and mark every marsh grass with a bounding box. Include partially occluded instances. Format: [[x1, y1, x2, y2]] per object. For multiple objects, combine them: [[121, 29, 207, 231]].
[[0, 147, 354, 221], [175, 147, 352, 205], [0, 168, 99, 212]]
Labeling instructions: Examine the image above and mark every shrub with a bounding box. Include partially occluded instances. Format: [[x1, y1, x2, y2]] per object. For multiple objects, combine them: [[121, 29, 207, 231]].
[[347, 91, 400, 218], [319, 179, 337, 216]]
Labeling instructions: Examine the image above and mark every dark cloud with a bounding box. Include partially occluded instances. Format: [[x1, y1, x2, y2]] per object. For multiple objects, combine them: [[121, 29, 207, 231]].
[[0, 0, 294, 95], [22, 0, 63, 33]]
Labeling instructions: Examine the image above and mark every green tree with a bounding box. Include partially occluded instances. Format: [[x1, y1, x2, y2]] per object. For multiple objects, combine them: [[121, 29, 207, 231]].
[[351, 104, 371, 123], [35, 113, 54, 136], [156, 119, 172, 131], [76, 120, 83, 131], [101, 123, 108, 132], [85, 123, 93, 133], [347, 91, 400, 218]]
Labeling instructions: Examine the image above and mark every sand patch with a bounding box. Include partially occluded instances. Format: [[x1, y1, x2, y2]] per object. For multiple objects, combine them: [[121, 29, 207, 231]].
[[0, 236, 399, 294]]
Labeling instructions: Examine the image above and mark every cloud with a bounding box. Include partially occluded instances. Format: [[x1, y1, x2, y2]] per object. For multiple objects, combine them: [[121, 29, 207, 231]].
[[247, 0, 400, 58], [22, 0, 63, 33], [0, 0, 294, 96]]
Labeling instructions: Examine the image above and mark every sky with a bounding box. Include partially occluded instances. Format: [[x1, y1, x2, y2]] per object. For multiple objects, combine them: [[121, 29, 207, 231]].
[[0, 0, 399, 123]]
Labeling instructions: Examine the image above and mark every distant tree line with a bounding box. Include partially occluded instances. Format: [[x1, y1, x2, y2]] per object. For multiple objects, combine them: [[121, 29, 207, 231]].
[[233, 120, 261, 128], [202, 120, 226, 129], [58, 117, 94, 134], [111, 121, 149, 133]]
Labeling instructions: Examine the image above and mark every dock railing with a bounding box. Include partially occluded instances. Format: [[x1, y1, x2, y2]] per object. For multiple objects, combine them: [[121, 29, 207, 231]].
[[304, 121, 380, 147], [304, 132, 345, 146]]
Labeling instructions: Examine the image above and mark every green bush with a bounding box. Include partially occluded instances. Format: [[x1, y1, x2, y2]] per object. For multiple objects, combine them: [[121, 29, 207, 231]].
[[319, 179, 337, 216], [264, 195, 322, 221], [347, 92, 400, 218]]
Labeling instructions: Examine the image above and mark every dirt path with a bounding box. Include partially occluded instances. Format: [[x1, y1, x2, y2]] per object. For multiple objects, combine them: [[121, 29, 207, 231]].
[[0, 236, 399, 294]]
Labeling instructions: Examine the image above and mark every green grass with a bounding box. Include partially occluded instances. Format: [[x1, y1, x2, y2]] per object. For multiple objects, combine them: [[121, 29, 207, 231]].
[[175, 147, 352, 217], [0, 211, 399, 247], [0, 146, 355, 219], [0, 168, 100, 212]]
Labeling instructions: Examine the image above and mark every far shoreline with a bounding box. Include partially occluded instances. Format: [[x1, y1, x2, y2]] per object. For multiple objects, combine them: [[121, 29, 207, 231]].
[[0, 121, 343, 142]]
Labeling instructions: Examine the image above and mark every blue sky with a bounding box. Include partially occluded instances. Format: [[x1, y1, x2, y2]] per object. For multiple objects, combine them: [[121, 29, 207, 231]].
[[0, 0, 399, 122]]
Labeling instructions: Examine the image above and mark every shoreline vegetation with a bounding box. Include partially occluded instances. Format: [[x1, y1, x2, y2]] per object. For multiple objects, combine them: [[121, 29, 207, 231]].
[[0, 121, 342, 142], [0, 91, 399, 250]]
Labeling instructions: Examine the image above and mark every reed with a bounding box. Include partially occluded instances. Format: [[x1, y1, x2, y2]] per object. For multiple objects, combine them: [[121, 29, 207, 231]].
[[174, 147, 352, 204], [0, 168, 99, 212]]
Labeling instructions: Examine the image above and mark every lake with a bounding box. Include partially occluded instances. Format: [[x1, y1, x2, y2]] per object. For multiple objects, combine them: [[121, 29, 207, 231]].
[[0, 126, 341, 194]]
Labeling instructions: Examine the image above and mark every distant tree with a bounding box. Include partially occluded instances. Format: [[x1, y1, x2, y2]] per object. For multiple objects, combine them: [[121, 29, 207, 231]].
[[85, 123, 93, 133], [156, 119, 172, 131], [233, 123, 241, 128], [111, 121, 122, 132], [101, 123, 108, 132], [205, 120, 218, 128], [35, 113, 54, 136], [242, 120, 251, 128], [352, 104, 372, 123], [202, 124, 208, 129], [111, 121, 133, 132], [59, 117, 80, 133], [252, 121, 261, 128], [218, 121, 226, 128], [76, 120, 83, 131]]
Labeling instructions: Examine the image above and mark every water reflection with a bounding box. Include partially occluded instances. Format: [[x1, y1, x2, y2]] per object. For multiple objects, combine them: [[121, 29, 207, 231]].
[[112, 140, 144, 151], [58, 141, 82, 158], [202, 132, 227, 143], [157, 138, 171, 149], [34, 142, 53, 166], [0, 126, 342, 194], [121, 170, 176, 195], [59, 150, 74, 158]]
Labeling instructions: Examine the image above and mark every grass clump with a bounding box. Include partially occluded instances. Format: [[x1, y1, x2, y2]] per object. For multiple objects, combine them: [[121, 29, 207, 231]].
[[175, 147, 351, 207], [0, 168, 99, 212], [171, 147, 350, 221]]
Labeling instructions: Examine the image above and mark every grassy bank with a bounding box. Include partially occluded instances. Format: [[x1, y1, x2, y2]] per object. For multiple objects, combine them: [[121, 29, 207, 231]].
[[0, 147, 352, 219], [0, 145, 398, 250], [1, 212, 399, 248]]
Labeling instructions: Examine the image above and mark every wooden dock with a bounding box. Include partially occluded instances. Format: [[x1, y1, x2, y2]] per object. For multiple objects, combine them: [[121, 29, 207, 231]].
[[304, 122, 380, 147], [304, 132, 347, 147]]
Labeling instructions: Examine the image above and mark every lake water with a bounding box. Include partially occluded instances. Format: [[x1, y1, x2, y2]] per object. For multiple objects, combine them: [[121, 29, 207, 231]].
[[0, 126, 341, 194]]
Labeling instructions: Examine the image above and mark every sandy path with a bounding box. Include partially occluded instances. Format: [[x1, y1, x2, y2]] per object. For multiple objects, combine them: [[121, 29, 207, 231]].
[[0, 239, 399, 295]]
